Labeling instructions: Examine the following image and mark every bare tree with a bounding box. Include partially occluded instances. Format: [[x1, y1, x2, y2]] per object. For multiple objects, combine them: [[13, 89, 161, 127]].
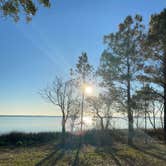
[[87, 93, 113, 131], [41, 77, 74, 145]]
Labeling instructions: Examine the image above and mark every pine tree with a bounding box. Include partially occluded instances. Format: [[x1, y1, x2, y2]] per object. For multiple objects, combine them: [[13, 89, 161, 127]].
[[99, 15, 145, 145], [74, 52, 93, 133], [138, 9, 166, 142], [0, 0, 50, 21]]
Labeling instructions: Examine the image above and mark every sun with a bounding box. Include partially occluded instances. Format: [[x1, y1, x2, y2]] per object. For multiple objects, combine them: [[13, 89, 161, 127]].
[[83, 116, 93, 126], [84, 85, 93, 95]]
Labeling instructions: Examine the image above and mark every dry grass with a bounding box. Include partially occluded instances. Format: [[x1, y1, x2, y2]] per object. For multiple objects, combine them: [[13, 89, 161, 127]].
[[0, 130, 166, 166]]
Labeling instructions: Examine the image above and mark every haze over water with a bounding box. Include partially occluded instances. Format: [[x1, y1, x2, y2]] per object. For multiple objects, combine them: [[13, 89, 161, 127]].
[[0, 116, 162, 135]]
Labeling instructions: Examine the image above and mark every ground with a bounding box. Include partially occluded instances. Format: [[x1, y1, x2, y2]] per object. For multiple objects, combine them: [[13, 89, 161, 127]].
[[0, 141, 166, 166]]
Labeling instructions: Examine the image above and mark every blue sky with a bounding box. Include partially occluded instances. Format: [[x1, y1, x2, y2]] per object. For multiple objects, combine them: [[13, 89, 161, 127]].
[[0, 0, 166, 115]]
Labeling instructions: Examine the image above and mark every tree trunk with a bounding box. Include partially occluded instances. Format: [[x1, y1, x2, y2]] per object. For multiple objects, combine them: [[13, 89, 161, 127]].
[[100, 118, 104, 130], [145, 106, 148, 144], [61, 116, 66, 146], [152, 109, 156, 130], [80, 92, 84, 133], [145, 112, 147, 132], [136, 114, 139, 129], [164, 52, 166, 142], [160, 109, 164, 129], [127, 56, 134, 145], [105, 118, 110, 130], [164, 85, 166, 142]]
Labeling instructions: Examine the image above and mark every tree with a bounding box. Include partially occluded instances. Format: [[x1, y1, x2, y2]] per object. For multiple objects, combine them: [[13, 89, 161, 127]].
[[75, 52, 93, 84], [0, 0, 50, 22], [133, 84, 163, 130], [138, 9, 166, 142], [73, 52, 93, 133], [69, 101, 80, 133], [87, 90, 118, 130], [99, 15, 145, 145], [133, 85, 152, 130], [131, 91, 145, 129], [41, 77, 74, 146]]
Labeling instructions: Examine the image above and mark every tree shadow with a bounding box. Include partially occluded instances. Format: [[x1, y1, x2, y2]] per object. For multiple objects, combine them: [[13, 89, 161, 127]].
[[108, 150, 122, 166], [95, 147, 122, 166], [35, 144, 65, 166], [72, 144, 81, 166], [35, 136, 81, 166], [131, 144, 166, 161], [35, 130, 166, 166]]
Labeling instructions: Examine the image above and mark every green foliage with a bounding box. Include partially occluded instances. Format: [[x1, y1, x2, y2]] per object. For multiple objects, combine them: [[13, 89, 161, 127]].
[[100, 14, 145, 88], [140, 8, 166, 89], [149, 8, 166, 43], [100, 14, 145, 108], [0, 0, 50, 22], [75, 52, 93, 83], [136, 8, 166, 140]]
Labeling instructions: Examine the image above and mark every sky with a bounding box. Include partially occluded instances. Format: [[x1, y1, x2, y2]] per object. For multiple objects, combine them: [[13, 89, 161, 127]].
[[0, 0, 166, 116]]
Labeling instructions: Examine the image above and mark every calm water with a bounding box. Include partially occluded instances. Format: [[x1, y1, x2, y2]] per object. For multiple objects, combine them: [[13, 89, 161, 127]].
[[0, 116, 163, 135]]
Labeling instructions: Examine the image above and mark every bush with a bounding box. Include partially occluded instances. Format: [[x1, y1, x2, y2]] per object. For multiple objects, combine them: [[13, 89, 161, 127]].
[[0, 132, 61, 147]]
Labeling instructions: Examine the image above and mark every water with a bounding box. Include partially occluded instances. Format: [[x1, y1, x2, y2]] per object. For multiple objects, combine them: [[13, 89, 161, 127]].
[[0, 116, 62, 134], [0, 116, 163, 135]]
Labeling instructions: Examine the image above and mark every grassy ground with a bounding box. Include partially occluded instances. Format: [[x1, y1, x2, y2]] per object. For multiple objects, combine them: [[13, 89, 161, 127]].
[[0, 130, 166, 166], [0, 144, 54, 166]]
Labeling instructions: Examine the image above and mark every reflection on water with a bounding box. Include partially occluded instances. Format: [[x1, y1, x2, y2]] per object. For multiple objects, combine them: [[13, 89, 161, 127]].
[[0, 116, 163, 135]]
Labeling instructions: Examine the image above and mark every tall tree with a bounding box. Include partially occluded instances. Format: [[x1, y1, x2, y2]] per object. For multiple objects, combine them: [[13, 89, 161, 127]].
[[74, 52, 93, 132], [138, 9, 166, 142], [99, 15, 145, 145], [0, 0, 50, 21]]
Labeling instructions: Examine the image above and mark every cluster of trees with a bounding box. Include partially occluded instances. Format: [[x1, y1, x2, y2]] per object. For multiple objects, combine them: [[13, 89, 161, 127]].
[[41, 8, 166, 145], [41, 53, 93, 145]]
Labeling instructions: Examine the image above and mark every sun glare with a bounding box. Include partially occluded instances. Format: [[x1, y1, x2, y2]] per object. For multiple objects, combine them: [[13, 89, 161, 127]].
[[84, 85, 93, 95], [83, 116, 93, 126]]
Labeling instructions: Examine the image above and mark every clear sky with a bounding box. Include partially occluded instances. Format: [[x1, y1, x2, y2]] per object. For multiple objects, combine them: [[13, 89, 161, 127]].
[[0, 0, 166, 116]]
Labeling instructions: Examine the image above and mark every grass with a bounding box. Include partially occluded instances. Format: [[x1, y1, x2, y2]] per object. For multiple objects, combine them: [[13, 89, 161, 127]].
[[0, 129, 166, 166], [0, 144, 54, 166]]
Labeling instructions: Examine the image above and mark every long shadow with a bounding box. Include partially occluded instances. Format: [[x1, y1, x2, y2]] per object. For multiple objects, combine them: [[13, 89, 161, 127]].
[[35, 144, 65, 166], [131, 144, 166, 161], [109, 150, 122, 166], [72, 144, 81, 166], [96, 148, 122, 166]]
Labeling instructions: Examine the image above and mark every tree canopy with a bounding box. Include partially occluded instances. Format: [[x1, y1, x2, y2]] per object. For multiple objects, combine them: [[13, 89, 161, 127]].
[[0, 0, 50, 21]]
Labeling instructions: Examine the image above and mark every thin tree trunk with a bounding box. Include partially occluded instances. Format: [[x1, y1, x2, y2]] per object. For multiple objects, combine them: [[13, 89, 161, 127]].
[[160, 108, 164, 129], [105, 118, 110, 130], [164, 52, 166, 142], [145, 112, 147, 132], [80, 92, 84, 133], [164, 85, 166, 142], [100, 118, 104, 130], [127, 56, 134, 145], [136, 113, 139, 129], [147, 111, 156, 130], [145, 105, 148, 144], [152, 110, 156, 130], [61, 116, 66, 146]]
